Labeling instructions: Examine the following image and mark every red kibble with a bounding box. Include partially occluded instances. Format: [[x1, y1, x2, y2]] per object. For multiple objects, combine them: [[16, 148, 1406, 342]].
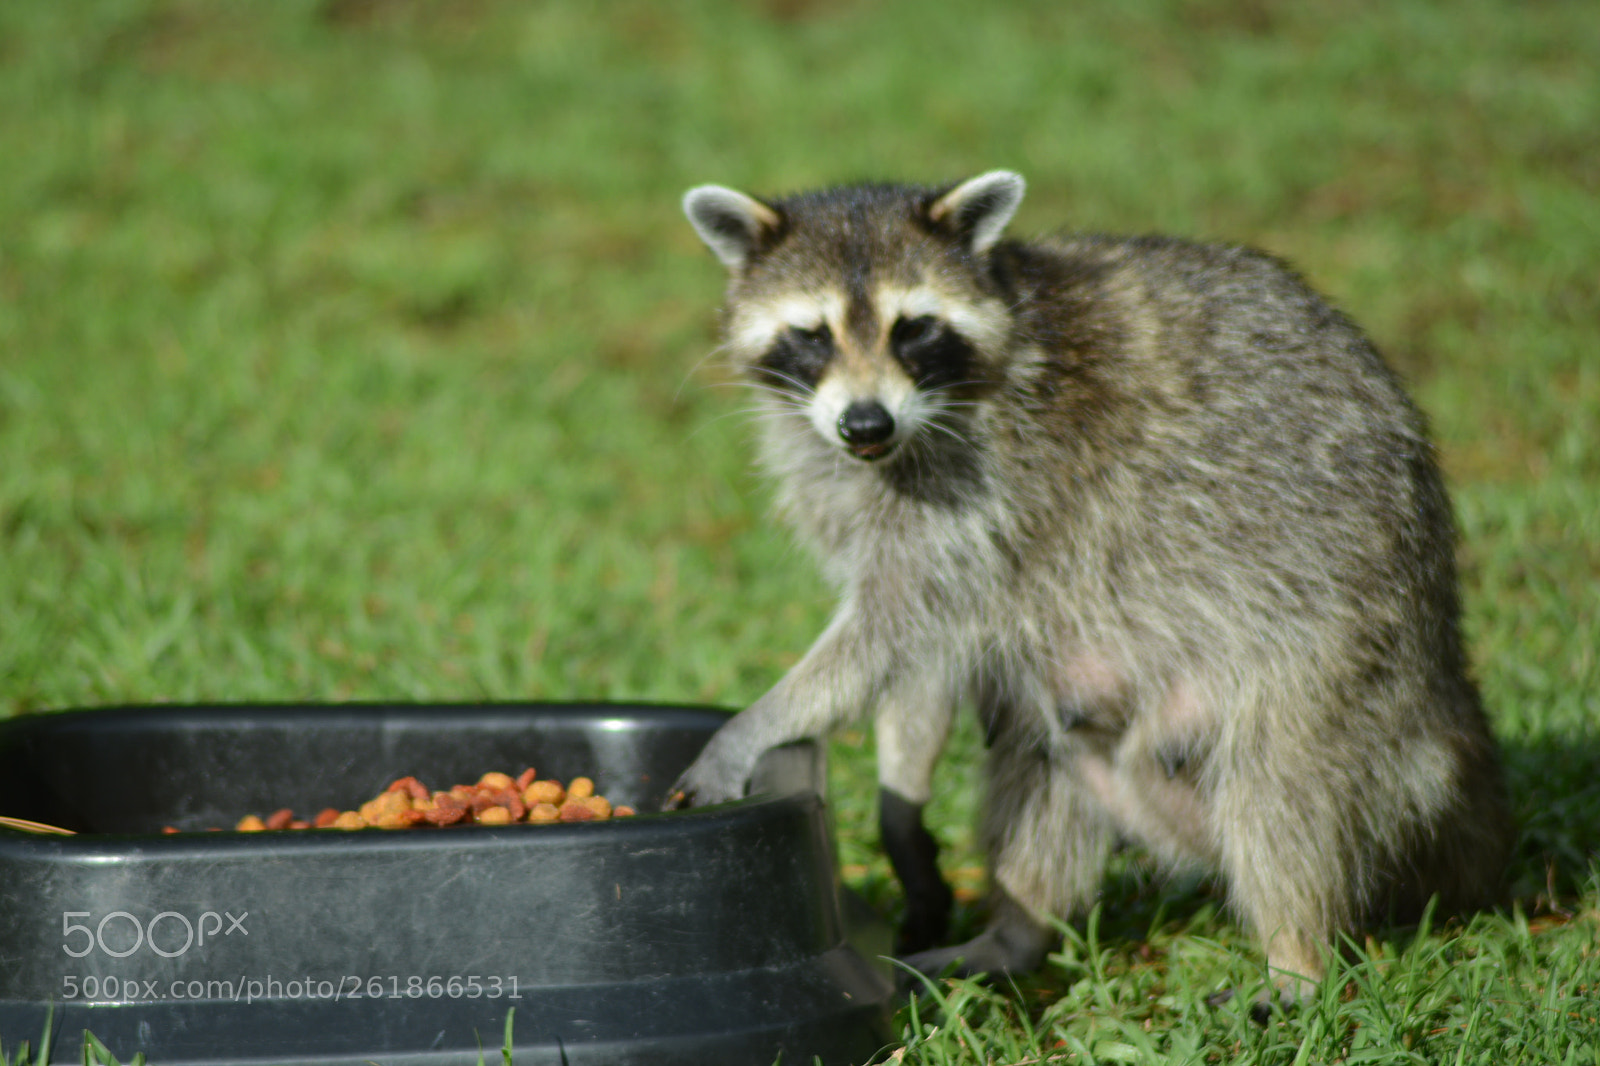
[[491, 789, 525, 821], [423, 803, 468, 827], [425, 793, 469, 826], [388, 776, 430, 802], [264, 808, 294, 831]]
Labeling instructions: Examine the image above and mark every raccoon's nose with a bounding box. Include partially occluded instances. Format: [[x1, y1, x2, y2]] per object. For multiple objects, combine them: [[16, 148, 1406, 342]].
[[838, 400, 895, 459]]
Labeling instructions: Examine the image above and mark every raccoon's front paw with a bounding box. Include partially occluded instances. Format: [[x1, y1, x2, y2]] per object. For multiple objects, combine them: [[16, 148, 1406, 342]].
[[898, 929, 1047, 987], [896, 898, 1054, 988], [661, 745, 752, 810]]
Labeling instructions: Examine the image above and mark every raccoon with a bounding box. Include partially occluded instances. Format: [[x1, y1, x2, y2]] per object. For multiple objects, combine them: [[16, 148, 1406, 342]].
[[668, 170, 1513, 997]]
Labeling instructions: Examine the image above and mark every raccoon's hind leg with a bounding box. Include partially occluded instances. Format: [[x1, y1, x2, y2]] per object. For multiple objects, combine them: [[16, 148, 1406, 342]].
[[875, 674, 957, 955], [901, 720, 1115, 981], [1210, 709, 1362, 1003], [1379, 722, 1513, 921]]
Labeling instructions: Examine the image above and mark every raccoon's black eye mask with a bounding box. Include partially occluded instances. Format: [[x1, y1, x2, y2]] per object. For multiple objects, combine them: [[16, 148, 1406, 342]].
[[890, 315, 974, 391], [757, 323, 835, 391]]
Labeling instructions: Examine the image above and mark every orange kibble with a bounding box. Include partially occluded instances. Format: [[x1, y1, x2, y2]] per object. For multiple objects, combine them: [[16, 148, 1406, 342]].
[[241, 766, 633, 834], [526, 802, 560, 824], [376, 807, 428, 829], [359, 790, 411, 824], [162, 826, 180, 834], [523, 780, 564, 806], [558, 800, 596, 822]]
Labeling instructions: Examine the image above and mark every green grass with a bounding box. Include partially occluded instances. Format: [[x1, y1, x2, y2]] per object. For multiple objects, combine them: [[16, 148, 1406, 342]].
[[1, 1, 1596, 1063]]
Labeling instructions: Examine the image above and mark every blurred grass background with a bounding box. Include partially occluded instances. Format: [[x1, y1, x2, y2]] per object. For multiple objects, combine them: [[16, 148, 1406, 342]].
[[1, 1, 1596, 1062]]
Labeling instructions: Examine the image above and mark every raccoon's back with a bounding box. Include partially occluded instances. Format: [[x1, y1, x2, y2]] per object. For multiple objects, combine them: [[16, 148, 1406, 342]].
[[997, 232, 1434, 506], [992, 233, 1461, 669], [1003, 233, 1419, 430]]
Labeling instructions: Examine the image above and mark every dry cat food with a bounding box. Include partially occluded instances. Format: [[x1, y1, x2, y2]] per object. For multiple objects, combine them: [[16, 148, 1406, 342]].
[[164, 769, 636, 833]]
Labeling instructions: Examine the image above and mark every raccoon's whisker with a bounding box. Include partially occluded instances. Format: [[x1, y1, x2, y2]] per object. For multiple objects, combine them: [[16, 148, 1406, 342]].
[[750, 368, 818, 397], [919, 418, 973, 448], [923, 378, 991, 394], [674, 342, 740, 403], [742, 381, 815, 405], [702, 380, 812, 417], [701, 377, 812, 413], [919, 400, 981, 424], [685, 404, 800, 444]]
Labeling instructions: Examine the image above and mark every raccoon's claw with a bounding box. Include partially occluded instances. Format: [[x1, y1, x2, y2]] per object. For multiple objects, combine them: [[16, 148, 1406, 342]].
[[660, 773, 730, 811], [897, 932, 1045, 989], [660, 753, 750, 811], [896, 901, 1055, 989]]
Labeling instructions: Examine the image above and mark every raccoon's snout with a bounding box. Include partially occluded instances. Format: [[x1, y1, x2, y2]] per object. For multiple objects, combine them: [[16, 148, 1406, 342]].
[[838, 400, 896, 460]]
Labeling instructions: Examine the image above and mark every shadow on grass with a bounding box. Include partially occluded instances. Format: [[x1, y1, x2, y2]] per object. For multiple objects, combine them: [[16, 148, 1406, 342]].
[[1502, 733, 1600, 903]]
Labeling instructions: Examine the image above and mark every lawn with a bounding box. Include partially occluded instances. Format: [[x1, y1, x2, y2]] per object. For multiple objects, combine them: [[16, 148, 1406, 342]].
[[0, 1, 1596, 1063]]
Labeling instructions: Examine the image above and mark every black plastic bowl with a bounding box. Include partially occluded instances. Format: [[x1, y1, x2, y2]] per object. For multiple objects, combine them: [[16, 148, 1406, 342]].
[[0, 703, 894, 1065]]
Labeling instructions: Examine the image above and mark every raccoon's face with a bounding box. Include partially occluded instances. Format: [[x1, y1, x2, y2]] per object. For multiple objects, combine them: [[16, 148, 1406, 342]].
[[683, 172, 1025, 464]]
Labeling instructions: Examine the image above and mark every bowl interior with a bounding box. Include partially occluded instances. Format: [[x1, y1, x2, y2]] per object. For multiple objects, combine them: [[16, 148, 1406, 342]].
[[0, 702, 738, 834]]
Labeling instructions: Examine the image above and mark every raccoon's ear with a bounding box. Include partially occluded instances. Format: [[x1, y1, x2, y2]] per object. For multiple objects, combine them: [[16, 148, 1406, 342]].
[[682, 185, 783, 271], [925, 170, 1026, 255]]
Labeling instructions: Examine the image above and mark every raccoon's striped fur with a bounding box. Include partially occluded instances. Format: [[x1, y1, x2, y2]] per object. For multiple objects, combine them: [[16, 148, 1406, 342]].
[[670, 171, 1512, 996]]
